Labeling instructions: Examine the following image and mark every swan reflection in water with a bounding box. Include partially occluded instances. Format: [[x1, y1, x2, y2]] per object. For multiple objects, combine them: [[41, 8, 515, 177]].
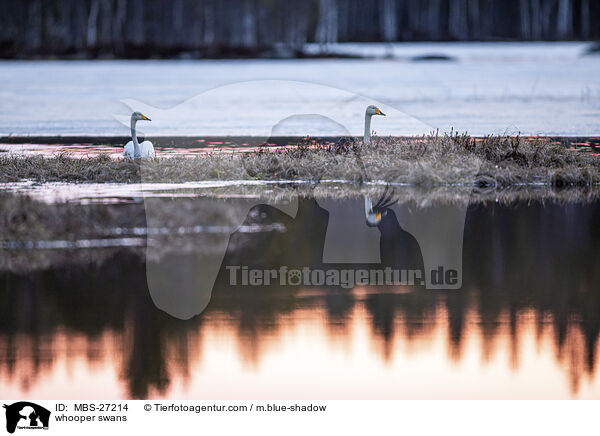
[[1, 198, 600, 398]]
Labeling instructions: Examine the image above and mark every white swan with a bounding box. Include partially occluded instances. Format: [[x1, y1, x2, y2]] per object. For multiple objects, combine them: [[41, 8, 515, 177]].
[[362, 105, 388, 225], [124, 112, 155, 158], [364, 105, 385, 145]]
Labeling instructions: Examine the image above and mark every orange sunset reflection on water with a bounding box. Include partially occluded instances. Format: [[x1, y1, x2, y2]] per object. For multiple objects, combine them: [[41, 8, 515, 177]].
[[1, 294, 599, 400], [1, 198, 599, 400]]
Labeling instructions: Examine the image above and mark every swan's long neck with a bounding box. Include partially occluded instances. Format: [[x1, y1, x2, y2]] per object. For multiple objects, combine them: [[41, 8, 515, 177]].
[[130, 117, 140, 157], [364, 196, 373, 216], [364, 112, 372, 145]]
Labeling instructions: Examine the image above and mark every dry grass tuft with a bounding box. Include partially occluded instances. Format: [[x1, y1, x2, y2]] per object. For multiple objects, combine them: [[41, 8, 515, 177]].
[[0, 134, 598, 187]]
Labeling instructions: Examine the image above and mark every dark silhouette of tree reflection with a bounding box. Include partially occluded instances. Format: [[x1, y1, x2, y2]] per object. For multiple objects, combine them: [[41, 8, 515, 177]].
[[463, 201, 600, 393], [0, 199, 599, 398]]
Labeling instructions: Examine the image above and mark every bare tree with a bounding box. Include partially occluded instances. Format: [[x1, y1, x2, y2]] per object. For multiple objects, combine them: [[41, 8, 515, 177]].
[[239, 0, 257, 47], [379, 0, 397, 41], [580, 0, 590, 39], [72, 0, 87, 52], [520, 0, 531, 40], [203, 0, 216, 46], [129, 0, 145, 46], [468, 0, 480, 39], [113, 0, 127, 53], [315, 0, 338, 44], [25, 0, 42, 52], [541, 0, 557, 38], [428, 0, 442, 40], [529, 0, 542, 39], [98, 0, 113, 49], [449, 0, 468, 40], [171, 0, 185, 46], [556, 0, 572, 38], [87, 0, 101, 49]]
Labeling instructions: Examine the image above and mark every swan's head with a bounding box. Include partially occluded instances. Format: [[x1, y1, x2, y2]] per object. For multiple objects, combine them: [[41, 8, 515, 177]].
[[364, 187, 396, 227], [366, 105, 385, 117], [365, 195, 387, 227], [366, 209, 386, 227], [131, 111, 151, 122]]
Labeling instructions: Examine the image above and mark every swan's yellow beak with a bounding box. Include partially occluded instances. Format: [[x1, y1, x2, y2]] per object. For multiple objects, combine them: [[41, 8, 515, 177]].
[[140, 114, 151, 121], [374, 107, 385, 116], [376, 212, 382, 220]]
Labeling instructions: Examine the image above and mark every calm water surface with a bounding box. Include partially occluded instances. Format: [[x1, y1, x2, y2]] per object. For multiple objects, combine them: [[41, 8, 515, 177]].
[[1, 195, 599, 399], [1, 42, 599, 136]]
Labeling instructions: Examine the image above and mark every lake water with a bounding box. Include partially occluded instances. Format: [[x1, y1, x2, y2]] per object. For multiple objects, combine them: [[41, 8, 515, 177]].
[[1, 42, 599, 137], [1, 41, 599, 400], [1, 191, 599, 399]]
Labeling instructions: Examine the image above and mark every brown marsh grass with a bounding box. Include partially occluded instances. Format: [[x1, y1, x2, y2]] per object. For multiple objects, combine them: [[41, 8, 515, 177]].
[[0, 133, 598, 187]]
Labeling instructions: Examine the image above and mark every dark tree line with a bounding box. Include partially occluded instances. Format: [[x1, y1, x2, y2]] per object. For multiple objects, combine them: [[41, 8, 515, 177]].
[[0, 0, 598, 58]]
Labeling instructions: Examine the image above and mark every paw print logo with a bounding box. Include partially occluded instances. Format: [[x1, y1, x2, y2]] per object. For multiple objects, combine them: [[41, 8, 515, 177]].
[[287, 269, 302, 286]]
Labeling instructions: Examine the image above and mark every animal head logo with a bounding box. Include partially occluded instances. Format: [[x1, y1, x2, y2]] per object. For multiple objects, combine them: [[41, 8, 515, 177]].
[[2, 402, 50, 434]]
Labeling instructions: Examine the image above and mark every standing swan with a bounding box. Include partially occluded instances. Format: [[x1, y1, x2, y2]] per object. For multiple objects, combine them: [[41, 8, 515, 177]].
[[364, 105, 385, 145], [124, 112, 155, 158]]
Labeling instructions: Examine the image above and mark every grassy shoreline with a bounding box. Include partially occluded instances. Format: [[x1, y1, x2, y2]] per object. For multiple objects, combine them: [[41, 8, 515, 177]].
[[0, 134, 598, 188]]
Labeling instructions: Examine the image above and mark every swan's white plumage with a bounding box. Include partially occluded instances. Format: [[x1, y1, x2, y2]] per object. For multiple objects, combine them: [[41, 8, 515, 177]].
[[123, 139, 154, 158], [139, 140, 155, 158], [124, 111, 154, 158], [123, 140, 135, 157]]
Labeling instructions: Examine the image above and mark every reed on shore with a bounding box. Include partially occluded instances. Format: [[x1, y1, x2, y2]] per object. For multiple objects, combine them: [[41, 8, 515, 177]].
[[0, 134, 598, 188]]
